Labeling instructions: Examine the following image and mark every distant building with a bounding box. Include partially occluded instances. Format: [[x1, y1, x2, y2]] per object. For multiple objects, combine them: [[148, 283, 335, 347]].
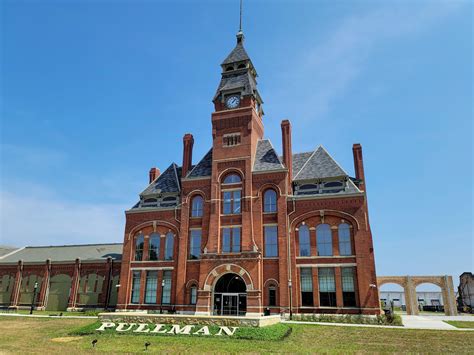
[[380, 291, 443, 308]]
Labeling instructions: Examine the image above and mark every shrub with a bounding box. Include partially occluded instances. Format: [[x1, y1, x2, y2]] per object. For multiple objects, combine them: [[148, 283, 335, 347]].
[[293, 313, 402, 326]]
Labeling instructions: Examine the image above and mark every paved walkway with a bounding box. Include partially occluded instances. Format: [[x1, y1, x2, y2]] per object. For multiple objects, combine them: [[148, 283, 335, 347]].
[[284, 315, 474, 331], [0, 313, 97, 319]]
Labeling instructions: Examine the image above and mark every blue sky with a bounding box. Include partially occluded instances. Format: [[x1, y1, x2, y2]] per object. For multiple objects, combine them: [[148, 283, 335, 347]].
[[1, 0, 472, 288]]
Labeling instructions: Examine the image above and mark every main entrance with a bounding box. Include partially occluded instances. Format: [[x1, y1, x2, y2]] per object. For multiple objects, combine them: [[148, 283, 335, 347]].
[[213, 273, 247, 316]]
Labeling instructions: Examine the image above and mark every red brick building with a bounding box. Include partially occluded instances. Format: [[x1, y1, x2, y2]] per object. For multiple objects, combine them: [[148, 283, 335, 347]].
[[117, 30, 379, 316]]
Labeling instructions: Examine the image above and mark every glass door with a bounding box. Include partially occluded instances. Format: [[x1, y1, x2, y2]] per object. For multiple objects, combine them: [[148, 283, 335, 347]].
[[222, 293, 238, 315]]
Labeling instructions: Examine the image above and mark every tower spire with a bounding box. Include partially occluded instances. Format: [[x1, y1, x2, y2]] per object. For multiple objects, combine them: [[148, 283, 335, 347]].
[[237, 0, 244, 44]]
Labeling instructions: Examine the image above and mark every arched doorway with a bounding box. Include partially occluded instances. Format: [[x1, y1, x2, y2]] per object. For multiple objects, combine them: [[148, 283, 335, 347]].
[[213, 273, 247, 316]]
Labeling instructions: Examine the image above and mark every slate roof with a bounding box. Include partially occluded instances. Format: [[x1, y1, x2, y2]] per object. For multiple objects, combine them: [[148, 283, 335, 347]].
[[253, 140, 285, 172], [0, 243, 123, 264], [222, 41, 251, 65], [140, 163, 181, 196], [187, 149, 213, 178], [293, 146, 347, 181], [214, 71, 258, 100], [0, 246, 18, 258]]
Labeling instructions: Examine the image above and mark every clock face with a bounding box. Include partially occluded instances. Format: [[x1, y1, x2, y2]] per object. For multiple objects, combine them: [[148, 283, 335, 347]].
[[226, 95, 240, 109]]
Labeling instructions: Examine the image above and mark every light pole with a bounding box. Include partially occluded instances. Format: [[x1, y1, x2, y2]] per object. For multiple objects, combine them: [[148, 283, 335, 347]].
[[29, 282, 38, 315], [160, 279, 165, 314], [288, 280, 293, 320]]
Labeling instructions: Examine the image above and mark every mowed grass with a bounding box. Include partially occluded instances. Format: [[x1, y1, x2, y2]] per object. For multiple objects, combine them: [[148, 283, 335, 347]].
[[444, 320, 474, 329], [0, 316, 473, 353]]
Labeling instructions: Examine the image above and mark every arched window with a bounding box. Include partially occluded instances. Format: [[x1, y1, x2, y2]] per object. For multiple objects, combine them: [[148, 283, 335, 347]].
[[298, 225, 311, 256], [190, 286, 197, 305], [191, 195, 203, 217], [237, 63, 246, 69], [316, 224, 332, 256], [226, 66, 234, 71], [135, 234, 145, 261], [165, 232, 174, 260], [223, 173, 241, 184], [263, 189, 277, 213], [338, 223, 352, 256], [149, 233, 160, 261]]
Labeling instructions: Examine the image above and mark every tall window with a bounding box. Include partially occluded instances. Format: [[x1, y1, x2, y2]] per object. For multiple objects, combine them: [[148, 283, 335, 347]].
[[316, 224, 333, 256], [298, 225, 311, 256], [131, 271, 141, 304], [189, 229, 202, 259], [165, 232, 174, 260], [145, 271, 158, 304], [264, 225, 278, 257], [190, 286, 197, 305], [149, 233, 160, 261], [269, 286, 277, 306], [223, 173, 241, 184], [222, 226, 241, 253], [300, 268, 313, 306], [338, 223, 352, 256], [223, 190, 241, 214], [319, 267, 336, 307], [263, 189, 277, 212], [191, 196, 203, 217], [342, 267, 356, 307], [162, 270, 172, 304], [135, 234, 145, 261]]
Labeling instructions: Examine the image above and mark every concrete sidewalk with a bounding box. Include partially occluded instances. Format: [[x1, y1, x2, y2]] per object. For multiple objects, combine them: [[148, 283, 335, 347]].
[[0, 313, 97, 319], [283, 315, 474, 331]]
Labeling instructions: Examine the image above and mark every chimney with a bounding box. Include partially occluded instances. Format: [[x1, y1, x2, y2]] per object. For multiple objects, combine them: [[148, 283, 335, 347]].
[[182, 133, 194, 178], [149, 167, 160, 184], [352, 143, 365, 191], [281, 120, 293, 190]]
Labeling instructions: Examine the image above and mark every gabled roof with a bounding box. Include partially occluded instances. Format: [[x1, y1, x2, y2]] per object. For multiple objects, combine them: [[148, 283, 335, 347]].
[[0, 243, 123, 264], [140, 163, 181, 196], [187, 149, 213, 178], [293, 146, 347, 181], [253, 139, 285, 172], [222, 42, 251, 65]]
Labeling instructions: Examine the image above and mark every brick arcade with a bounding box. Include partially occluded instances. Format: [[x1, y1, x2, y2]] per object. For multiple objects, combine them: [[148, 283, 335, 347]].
[[115, 29, 380, 316]]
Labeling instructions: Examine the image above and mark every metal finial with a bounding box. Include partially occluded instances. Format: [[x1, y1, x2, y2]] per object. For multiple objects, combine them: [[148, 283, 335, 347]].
[[239, 0, 243, 32]]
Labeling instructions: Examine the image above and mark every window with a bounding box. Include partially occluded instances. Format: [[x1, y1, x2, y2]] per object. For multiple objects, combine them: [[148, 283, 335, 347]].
[[319, 267, 336, 307], [223, 174, 241, 184], [131, 271, 141, 304], [338, 223, 352, 256], [165, 232, 174, 260], [269, 286, 277, 306], [264, 225, 278, 257], [190, 286, 197, 305], [189, 229, 202, 259], [223, 190, 241, 214], [298, 224, 311, 256], [342, 267, 356, 307], [191, 196, 203, 217], [316, 224, 333, 256], [263, 189, 277, 212], [162, 271, 172, 304], [135, 234, 145, 261], [300, 268, 313, 306], [161, 196, 178, 207], [145, 271, 158, 304], [149, 233, 160, 261], [223, 134, 241, 147], [222, 226, 241, 253]]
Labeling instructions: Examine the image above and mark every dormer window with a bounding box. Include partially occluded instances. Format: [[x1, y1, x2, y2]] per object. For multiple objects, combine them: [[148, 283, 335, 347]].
[[225, 65, 234, 71], [237, 63, 246, 69]]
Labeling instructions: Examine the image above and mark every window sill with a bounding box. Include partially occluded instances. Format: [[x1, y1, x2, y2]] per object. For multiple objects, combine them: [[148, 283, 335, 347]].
[[295, 255, 355, 259]]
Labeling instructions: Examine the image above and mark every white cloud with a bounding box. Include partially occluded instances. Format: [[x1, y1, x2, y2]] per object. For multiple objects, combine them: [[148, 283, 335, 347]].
[[269, 1, 465, 123], [0, 186, 127, 247]]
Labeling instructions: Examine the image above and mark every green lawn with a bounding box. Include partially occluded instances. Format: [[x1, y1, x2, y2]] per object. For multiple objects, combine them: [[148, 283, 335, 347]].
[[444, 320, 474, 329], [0, 316, 473, 353]]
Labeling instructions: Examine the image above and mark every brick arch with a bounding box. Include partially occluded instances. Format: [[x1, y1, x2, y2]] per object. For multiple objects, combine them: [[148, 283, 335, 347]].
[[291, 209, 360, 231], [186, 279, 199, 289], [203, 264, 254, 291], [377, 277, 406, 288], [257, 183, 283, 197], [218, 168, 244, 182], [184, 190, 206, 204], [127, 220, 179, 241]]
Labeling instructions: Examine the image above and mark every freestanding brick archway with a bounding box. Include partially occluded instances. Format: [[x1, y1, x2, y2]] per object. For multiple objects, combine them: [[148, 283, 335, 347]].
[[377, 276, 457, 316]]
